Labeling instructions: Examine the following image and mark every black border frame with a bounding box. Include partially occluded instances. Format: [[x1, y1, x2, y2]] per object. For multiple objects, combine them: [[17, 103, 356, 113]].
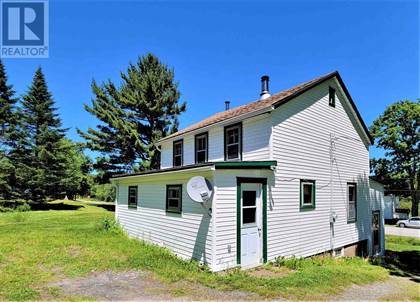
[[194, 132, 209, 164], [224, 122, 243, 161], [166, 184, 183, 214]]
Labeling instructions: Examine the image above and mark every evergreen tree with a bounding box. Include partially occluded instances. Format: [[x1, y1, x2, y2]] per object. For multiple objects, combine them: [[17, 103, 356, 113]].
[[78, 53, 185, 181], [0, 59, 21, 199], [20, 68, 67, 202], [0, 59, 18, 152], [58, 139, 92, 200]]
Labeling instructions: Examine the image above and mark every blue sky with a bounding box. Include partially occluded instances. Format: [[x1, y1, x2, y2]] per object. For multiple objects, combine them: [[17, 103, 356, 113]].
[[3, 0, 419, 159]]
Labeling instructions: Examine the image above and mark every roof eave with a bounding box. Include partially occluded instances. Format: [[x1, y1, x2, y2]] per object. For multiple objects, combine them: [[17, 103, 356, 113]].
[[157, 106, 273, 144], [272, 71, 373, 145]]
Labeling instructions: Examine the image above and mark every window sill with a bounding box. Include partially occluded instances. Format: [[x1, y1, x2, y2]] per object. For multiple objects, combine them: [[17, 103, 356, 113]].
[[128, 205, 137, 209], [300, 205, 315, 211], [166, 210, 182, 216], [347, 219, 357, 223]]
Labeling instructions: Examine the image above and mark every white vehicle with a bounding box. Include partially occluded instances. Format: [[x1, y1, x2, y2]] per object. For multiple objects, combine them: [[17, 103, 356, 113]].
[[396, 217, 420, 228]]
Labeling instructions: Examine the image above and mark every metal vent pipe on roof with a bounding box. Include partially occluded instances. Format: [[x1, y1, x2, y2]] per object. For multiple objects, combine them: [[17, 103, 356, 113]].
[[260, 75, 271, 100]]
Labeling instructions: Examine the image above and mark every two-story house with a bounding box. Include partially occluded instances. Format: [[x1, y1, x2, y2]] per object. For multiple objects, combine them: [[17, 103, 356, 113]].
[[111, 71, 385, 271]]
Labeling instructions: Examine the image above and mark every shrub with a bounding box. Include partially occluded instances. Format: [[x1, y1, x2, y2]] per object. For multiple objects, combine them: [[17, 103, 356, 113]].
[[97, 217, 123, 235], [13, 212, 28, 223], [91, 184, 116, 202], [16, 203, 31, 212], [0, 206, 14, 213]]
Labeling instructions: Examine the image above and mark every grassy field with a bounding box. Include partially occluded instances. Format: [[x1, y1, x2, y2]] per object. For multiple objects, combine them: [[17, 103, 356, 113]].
[[0, 201, 391, 301], [386, 235, 420, 252]]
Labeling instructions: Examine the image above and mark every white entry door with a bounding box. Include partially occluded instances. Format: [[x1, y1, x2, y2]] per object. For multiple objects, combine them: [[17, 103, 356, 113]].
[[240, 183, 262, 267]]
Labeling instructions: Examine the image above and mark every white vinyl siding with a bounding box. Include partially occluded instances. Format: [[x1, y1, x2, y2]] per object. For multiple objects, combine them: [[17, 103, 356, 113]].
[[115, 171, 213, 265], [267, 79, 371, 260], [159, 114, 271, 169]]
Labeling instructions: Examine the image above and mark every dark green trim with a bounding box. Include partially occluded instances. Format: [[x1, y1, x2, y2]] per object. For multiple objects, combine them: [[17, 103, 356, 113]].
[[262, 183, 267, 262], [300, 179, 316, 210], [112, 161, 277, 179], [166, 184, 183, 214], [236, 182, 241, 265], [236, 177, 268, 266], [215, 161, 277, 169], [347, 182, 357, 223]]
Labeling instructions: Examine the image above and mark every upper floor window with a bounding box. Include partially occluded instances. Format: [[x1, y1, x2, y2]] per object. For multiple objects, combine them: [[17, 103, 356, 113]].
[[329, 86, 336, 107], [300, 179, 315, 210], [224, 123, 242, 160], [347, 183, 357, 222], [195, 132, 208, 164], [173, 139, 183, 167], [128, 186, 138, 208], [156, 146, 161, 170]]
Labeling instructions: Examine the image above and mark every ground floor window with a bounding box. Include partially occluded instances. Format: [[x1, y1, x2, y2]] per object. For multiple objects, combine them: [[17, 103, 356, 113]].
[[166, 185, 182, 213], [300, 179, 315, 209], [347, 183, 357, 222], [128, 186, 138, 208]]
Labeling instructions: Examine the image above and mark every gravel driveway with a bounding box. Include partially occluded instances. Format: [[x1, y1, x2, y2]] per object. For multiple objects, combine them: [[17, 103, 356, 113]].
[[385, 225, 420, 238]]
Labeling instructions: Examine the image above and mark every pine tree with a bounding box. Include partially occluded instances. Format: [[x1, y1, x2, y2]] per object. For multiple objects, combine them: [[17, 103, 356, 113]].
[[0, 60, 21, 199], [0, 59, 18, 152], [58, 139, 92, 200], [20, 68, 67, 202], [78, 53, 186, 181]]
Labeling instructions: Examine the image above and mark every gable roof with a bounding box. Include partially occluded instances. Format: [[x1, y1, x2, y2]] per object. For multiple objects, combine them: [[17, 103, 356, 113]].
[[160, 71, 373, 144]]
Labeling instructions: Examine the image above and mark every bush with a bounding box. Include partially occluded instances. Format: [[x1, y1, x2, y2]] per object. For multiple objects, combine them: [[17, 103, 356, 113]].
[[91, 184, 116, 202], [97, 217, 123, 235], [0, 201, 31, 213], [16, 203, 31, 212], [0, 206, 14, 213]]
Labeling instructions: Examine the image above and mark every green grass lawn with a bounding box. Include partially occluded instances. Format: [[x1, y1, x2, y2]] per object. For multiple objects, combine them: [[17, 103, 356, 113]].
[[0, 201, 390, 301], [386, 235, 420, 252]]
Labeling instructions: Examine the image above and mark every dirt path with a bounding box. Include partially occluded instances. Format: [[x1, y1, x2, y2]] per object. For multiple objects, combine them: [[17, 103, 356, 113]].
[[330, 276, 419, 301], [47, 270, 258, 301], [47, 271, 419, 301]]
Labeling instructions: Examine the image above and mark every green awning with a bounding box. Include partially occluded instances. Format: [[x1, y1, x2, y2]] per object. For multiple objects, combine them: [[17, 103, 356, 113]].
[[214, 161, 277, 170]]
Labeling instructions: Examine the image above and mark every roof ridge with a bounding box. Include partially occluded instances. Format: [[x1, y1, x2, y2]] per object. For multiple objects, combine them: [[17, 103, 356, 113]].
[[160, 71, 338, 142]]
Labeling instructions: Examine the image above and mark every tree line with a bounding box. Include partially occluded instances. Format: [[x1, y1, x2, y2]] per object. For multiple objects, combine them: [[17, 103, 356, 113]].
[[0, 53, 185, 203], [0, 53, 417, 215]]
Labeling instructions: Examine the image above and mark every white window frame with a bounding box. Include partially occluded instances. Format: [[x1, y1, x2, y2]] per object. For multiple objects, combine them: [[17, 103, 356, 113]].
[[347, 183, 357, 222], [300, 179, 315, 209]]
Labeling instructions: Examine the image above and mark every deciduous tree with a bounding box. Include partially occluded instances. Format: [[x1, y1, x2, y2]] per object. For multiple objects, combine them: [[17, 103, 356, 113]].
[[370, 100, 420, 216]]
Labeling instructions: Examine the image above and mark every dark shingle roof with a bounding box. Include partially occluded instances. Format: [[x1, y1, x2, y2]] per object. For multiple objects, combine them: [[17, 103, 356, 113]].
[[160, 71, 373, 144]]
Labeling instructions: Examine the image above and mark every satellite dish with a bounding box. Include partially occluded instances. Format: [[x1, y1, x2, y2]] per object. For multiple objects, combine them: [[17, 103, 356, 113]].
[[187, 176, 213, 203]]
